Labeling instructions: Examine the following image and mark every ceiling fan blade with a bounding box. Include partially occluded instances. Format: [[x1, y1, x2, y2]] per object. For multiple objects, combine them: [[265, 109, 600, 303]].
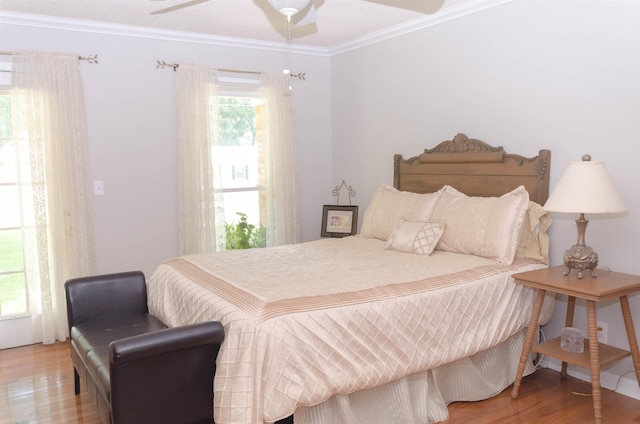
[[254, 0, 287, 31], [363, 0, 445, 14], [293, 3, 317, 27], [150, 0, 210, 15]]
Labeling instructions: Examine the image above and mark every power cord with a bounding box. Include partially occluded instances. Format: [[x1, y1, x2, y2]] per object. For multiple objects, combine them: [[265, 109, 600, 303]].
[[533, 327, 546, 369], [571, 370, 636, 397], [613, 370, 636, 392]]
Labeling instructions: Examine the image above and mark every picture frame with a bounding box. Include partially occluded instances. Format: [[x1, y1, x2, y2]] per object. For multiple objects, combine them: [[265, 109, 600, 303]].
[[321, 205, 358, 238]]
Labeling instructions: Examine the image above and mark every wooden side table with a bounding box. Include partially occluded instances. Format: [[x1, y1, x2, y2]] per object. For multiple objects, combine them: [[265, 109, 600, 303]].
[[510, 266, 640, 424]]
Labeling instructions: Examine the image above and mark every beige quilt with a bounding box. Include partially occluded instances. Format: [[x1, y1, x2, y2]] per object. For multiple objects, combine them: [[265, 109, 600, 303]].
[[146, 236, 554, 424]]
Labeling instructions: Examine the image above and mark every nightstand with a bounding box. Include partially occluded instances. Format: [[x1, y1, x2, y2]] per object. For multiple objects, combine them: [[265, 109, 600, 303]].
[[510, 266, 640, 424]]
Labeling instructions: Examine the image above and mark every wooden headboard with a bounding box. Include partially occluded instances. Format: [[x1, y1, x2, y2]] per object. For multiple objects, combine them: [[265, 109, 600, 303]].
[[393, 133, 551, 205]]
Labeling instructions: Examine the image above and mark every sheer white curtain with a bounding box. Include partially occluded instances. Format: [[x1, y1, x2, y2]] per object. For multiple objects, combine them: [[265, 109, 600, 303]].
[[259, 73, 299, 246], [176, 64, 219, 255], [176, 66, 299, 254], [11, 50, 96, 343]]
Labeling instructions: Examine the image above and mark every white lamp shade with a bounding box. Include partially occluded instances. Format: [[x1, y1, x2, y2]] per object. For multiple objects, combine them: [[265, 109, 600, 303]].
[[544, 157, 627, 214]]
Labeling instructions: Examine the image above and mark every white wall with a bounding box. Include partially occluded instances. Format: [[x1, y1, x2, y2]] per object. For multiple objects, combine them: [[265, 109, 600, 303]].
[[2, 0, 640, 400], [331, 0, 640, 399], [0, 22, 333, 277]]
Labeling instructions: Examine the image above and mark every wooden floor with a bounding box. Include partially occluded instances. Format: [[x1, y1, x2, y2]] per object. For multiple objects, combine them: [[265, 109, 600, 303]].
[[1, 342, 640, 424]]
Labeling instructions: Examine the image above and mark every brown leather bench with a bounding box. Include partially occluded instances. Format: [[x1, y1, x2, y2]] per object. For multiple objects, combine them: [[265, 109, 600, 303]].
[[65, 271, 224, 424]]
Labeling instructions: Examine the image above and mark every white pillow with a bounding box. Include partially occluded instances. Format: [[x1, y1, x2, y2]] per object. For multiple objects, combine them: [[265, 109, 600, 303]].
[[430, 185, 530, 265], [515, 201, 551, 264], [360, 184, 441, 240], [384, 220, 445, 255]]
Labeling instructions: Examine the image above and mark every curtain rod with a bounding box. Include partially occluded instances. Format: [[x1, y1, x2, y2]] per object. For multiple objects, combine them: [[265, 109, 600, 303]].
[[0, 51, 99, 63], [155, 60, 306, 81]]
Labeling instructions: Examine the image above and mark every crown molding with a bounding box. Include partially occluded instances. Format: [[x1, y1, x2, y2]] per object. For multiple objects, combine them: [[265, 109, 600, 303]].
[[1, 0, 512, 57], [329, 0, 513, 55], [0, 11, 329, 56]]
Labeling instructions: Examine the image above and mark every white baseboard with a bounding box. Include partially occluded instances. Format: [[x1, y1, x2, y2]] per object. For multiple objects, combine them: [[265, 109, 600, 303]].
[[0, 314, 36, 349], [541, 358, 640, 401]]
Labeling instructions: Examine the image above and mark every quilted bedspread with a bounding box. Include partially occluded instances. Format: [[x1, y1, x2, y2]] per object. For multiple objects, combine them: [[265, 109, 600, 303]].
[[146, 236, 554, 424]]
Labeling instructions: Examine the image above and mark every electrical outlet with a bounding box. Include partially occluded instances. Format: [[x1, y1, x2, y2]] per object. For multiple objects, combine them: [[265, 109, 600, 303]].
[[93, 180, 104, 196], [597, 321, 608, 344]]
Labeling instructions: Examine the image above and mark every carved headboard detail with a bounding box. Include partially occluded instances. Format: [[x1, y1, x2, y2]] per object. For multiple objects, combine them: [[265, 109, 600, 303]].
[[393, 133, 551, 205]]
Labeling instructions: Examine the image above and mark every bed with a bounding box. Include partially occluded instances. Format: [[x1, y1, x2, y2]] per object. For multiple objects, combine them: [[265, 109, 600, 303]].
[[147, 133, 556, 424]]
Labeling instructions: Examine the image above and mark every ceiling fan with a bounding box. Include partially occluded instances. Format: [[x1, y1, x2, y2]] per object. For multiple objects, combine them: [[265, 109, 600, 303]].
[[150, 0, 318, 26], [150, 0, 445, 28]]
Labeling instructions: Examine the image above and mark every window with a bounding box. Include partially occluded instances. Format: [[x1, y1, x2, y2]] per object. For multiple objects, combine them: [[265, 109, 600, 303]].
[[213, 94, 266, 250], [176, 66, 298, 255], [231, 165, 248, 181], [0, 89, 29, 317], [1, 51, 95, 346]]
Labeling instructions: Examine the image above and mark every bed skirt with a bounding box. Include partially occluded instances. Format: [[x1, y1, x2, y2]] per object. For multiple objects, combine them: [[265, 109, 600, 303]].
[[293, 328, 536, 424]]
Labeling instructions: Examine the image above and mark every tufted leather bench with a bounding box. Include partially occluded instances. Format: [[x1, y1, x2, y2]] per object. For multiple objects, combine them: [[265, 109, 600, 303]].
[[65, 271, 224, 424]]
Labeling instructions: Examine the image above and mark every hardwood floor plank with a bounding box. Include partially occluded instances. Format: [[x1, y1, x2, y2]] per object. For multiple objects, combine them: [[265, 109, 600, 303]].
[[1, 342, 100, 424], [446, 365, 640, 424], [2, 342, 640, 423]]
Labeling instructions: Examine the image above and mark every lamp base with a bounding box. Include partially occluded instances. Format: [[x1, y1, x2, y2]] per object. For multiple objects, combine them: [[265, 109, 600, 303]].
[[562, 244, 598, 279]]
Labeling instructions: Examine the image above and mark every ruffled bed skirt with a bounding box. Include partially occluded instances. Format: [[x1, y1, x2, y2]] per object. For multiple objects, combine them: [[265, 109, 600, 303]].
[[294, 329, 536, 424]]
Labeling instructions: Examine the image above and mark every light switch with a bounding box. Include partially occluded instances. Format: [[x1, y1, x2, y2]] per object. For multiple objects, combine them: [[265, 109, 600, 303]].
[[94, 180, 104, 196]]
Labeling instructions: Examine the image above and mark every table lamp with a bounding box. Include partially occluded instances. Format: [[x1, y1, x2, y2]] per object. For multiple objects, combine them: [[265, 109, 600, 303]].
[[543, 155, 627, 279]]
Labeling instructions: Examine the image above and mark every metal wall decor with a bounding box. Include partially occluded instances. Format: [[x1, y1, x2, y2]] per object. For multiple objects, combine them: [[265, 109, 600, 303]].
[[332, 180, 356, 206]]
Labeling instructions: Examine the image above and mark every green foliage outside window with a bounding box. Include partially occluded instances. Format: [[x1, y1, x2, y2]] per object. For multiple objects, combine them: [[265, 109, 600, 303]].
[[217, 97, 257, 146], [224, 212, 266, 250], [0, 93, 12, 145]]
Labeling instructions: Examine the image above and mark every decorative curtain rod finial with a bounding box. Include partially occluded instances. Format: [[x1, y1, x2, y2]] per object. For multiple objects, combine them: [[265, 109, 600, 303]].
[[156, 60, 179, 71], [79, 54, 98, 64], [290, 72, 306, 81]]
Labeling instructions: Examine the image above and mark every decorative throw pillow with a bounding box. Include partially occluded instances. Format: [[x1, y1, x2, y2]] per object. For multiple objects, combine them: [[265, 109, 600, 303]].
[[384, 220, 445, 255], [360, 183, 441, 241], [515, 201, 552, 264], [430, 185, 530, 265]]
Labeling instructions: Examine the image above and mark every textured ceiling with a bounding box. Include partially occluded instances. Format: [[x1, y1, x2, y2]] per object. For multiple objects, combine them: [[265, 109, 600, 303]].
[[0, 0, 508, 49]]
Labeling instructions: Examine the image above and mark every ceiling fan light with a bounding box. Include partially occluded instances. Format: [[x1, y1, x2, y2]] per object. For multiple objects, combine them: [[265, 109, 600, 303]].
[[279, 7, 297, 17], [267, 0, 311, 17]]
